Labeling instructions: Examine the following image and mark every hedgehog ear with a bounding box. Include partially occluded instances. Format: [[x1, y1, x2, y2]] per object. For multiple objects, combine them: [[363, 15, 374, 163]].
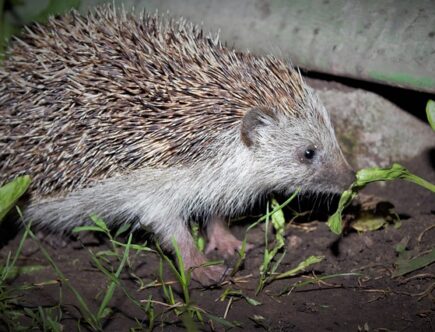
[[240, 107, 278, 147]]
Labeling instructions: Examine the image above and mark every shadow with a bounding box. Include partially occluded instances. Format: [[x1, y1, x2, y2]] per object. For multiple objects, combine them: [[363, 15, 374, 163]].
[[304, 70, 435, 123], [427, 147, 435, 171], [329, 237, 341, 257], [0, 216, 21, 248]]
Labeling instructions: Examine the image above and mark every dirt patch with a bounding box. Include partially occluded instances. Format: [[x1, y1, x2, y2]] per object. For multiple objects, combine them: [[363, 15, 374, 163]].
[[1, 158, 434, 331]]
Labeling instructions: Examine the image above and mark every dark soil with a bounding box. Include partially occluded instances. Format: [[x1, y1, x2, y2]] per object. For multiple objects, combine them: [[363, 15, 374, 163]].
[[1, 84, 434, 332]]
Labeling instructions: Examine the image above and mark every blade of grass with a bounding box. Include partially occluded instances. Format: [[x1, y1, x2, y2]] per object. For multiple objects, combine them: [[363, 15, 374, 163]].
[[393, 248, 435, 277], [279, 272, 361, 295], [26, 225, 100, 330], [97, 234, 132, 320], [426, 99, 435, 130], [274, 255, 325, 280], [247, 190, 299, 232], [1, 212, 32, 282]]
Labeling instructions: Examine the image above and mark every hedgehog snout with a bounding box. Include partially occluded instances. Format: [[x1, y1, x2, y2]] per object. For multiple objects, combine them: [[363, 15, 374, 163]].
[[316, 160, 355, 194], [337, 166, 356, 191]]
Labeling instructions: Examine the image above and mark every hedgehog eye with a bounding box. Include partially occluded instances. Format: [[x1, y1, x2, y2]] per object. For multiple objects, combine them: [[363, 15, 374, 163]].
[[304, 149, 315, 160], [299, 145, 317, 163]]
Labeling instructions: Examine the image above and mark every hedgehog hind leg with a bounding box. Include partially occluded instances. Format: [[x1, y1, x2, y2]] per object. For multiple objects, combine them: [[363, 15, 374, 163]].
[[161, 219, 227, 286], [205, 216, 254, 258]]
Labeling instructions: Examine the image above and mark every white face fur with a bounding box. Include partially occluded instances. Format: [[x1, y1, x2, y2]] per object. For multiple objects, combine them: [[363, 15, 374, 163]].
[[240, 89, 355, 195]]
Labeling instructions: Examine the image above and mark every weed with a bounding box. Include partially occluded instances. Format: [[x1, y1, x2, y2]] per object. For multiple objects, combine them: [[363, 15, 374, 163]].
[[155, 240, 236, 330], [426, 99, 435, 130], [0, 175, 31, 223], [328, 163, 435, 235]]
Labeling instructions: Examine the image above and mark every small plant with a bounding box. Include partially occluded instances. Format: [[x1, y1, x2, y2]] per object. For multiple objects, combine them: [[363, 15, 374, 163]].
[[235, 191, 324, 293], [73, 216, 158, 329], [0, 175, 31, 223], [155, 239, 235, 331], [328, 100, 435, 235], [327, 163, 435, 235], [219, 287, 261, 320], [191, 222, 205, 253], [426, 99, 435, 131], [393, 238, 435, 278], [256, 196, 291, 293], [0, 217, 32, 330]]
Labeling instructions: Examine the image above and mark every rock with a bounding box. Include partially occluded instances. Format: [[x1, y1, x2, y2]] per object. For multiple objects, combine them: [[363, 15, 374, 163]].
[[317, 88, 435, 169]]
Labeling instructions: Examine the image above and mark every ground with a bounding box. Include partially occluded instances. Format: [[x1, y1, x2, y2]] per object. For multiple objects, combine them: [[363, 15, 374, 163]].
[[0, 150, 434, 331]]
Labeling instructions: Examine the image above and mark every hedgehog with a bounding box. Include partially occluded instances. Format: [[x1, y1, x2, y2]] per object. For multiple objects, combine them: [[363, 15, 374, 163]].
[[0, 6, 355, 285]]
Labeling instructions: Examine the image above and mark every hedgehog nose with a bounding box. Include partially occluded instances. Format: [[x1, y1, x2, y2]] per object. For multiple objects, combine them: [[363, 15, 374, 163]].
[[339, 166, 356, 190]]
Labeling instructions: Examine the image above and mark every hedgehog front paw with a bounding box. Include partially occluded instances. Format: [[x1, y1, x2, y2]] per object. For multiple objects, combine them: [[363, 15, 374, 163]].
[[206, 217, 254, 258], [183, 249, 227, 286], [191, 264, 228, 286], [205, 233, 254, 258]]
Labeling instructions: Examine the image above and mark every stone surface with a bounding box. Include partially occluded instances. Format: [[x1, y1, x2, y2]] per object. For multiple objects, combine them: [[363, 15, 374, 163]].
[[317, 87, 435, 169]]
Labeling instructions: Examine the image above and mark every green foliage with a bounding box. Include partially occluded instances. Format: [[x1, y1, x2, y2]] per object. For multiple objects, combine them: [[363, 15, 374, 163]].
[[191, 223, 205, 252], [155, 240, 235, 330], [0, 216, 32, 330], [426, 99, 435, 131], [0, 175, 31, 223], [256, 197, 288, 293], [253, 191, 324, 294], [273, 255, 324, 280], [327, 163, 435, 235], [219, 287, 262, 306], [279, 272, 361, 295], [393, 245, 435, 277]]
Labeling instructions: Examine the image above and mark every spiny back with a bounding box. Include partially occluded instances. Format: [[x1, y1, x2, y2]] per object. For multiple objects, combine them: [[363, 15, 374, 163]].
[[0, 6, 307, 198]]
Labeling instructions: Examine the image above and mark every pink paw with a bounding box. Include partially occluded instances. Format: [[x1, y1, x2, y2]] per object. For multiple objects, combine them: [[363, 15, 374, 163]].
[[191, 264, 228, 286], [205, 233, 254, 258]]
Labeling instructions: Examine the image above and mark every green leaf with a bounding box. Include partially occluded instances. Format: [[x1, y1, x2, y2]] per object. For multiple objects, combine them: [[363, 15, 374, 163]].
[[274, 255, 324, 280], [355, 163, 435, 192], [203, 312, 237, 328], [114, 223, 130, 238], [0, 264, 45, 280], [426, 100, 435, 131], [393, 248, 435, 277], [270, 198, 285, 249], [327, 163, 435, 235], [244, 296, 262, 306], [219, 288, 262, 306], [191, 222, 205, 252], [285, 272, 361, 292], [180, 311, 199, 332], [326, 189, 355, 235], [0, 175, 31, 223], [72, 226, 106, 234], [97, 234, 132, 320], [90, 214, 109, 232], [351, 213, 387, 232]]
